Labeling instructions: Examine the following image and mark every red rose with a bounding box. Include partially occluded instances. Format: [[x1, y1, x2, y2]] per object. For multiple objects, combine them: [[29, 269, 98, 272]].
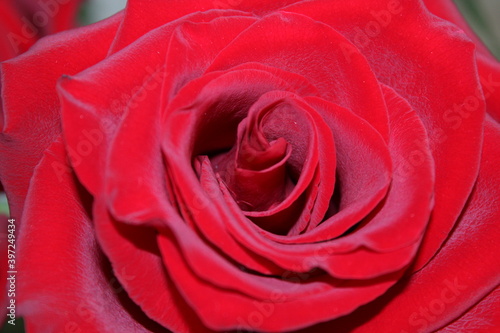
[[1, 0, 499, 332]]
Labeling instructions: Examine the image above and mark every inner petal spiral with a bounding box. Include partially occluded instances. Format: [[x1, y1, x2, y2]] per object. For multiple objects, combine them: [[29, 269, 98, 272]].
[[210, 99, 297, 212], [203, 91, 332, 235]]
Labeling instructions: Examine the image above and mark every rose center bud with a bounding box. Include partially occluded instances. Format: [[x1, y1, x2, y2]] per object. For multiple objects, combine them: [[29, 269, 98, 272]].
[[211, 100, 296, 212]]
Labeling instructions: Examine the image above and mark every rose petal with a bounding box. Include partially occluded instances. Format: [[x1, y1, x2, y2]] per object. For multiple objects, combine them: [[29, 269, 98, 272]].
[[17, 139, 166, 332], [422, 0, 495, 59], [157, 224, 403, 331], [264, 98, 392, 244], [203, 85, 432, 279], [0, 13, 122, 222], [422, 0, 500, 123], [16, 0, 84, 34], [207, 11, 390, 141], [111, 0, 301, 52], [346, 85, 434, 251], [101, 51, 313, 238], [218, 91, 335, 235], [162, 14, 257, 99], [286, 0, 485, 273], [93, 199, 213, 333], [58, 19, 171, 195], [161, 68, 321, 275], [297, 117, 500, 332], [436, 286, 500, 332], [102, 64, 170, 227], [0, 1, 36, 60]]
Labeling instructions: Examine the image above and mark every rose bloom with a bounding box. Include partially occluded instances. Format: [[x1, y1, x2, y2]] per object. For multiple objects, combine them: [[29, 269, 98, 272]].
[[1, 0, 499, 332]]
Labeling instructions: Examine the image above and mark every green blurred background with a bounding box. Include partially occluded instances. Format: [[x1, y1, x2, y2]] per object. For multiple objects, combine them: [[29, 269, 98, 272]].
[[455, 0, 500, 59], [0, 0, 499, 332]]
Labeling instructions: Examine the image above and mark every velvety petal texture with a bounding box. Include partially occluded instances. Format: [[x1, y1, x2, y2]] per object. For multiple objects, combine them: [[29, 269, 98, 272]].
[[0, 13, 122, 222], [0, 0, 84, 61], [422, 0, 500, 124], [295, 117, 500, 333], [1, 0, 498, 332], [0, 1, 36, 61], [16, 139, 168, 332]]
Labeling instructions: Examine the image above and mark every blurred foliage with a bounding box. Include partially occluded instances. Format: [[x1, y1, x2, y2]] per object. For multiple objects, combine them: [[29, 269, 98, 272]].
[[0, 194, 8, 216], [77, 0, 92, 26], [0, 319, 24, 333], [78, 0, 127, 25], [455, 0, 500, 59]]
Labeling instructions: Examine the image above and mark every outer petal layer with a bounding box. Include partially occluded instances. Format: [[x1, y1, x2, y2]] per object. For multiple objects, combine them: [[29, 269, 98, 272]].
[[16, 139, 167, 332], [0, 13, 122, 222], [297, 117, 500, 333]]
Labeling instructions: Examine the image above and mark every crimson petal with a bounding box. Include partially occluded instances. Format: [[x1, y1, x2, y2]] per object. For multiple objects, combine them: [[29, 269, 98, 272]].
[[286, 0, 485, 273], [0, 13, 122, 221], [17, 139, 167, 332]]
